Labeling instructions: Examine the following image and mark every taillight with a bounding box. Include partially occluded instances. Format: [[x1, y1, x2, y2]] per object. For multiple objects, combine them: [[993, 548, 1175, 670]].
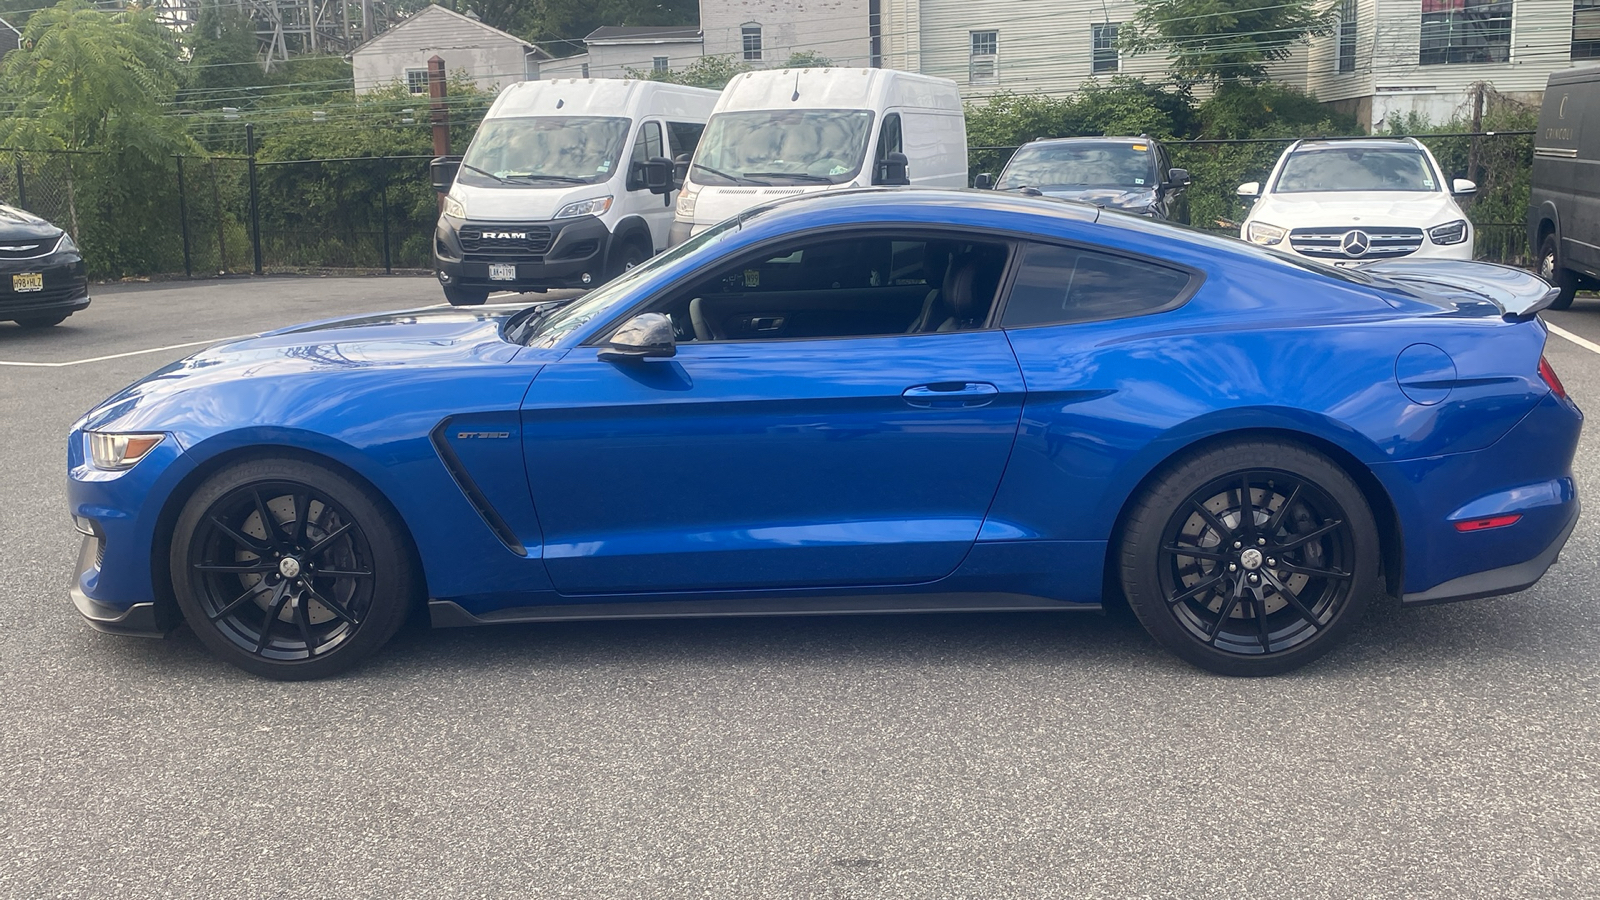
[[1539, 355, 1568, 400]]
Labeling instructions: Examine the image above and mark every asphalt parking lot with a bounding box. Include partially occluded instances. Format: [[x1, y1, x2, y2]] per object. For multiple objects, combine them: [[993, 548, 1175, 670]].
[[3, 277, 1600, 898]]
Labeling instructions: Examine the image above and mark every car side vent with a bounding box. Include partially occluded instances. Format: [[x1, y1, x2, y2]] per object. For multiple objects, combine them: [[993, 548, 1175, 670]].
[[428, 421, 528, 556]]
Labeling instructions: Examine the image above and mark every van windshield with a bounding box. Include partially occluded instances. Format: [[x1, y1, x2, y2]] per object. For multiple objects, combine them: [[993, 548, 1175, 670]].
[[459, 116, 631, 186], [693, 109, 875, 186], [998, 142, 1156, 190]]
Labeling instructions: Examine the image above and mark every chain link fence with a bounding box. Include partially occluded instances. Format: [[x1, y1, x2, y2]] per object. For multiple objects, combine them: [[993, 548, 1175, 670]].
[[0, 131, 1541, 279]]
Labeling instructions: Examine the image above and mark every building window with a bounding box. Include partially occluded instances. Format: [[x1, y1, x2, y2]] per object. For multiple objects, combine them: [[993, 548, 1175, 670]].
[[970, 30, 998, 83], [653, 56, 669, 72], [1576, 0, 1600, 58], [743, 23, 762, 60], [405, 67, 428, 95], [1091, 23, 1119, 74], [581, 63, 590, 78], [1419, 0, 1512, 65], [1338, 0, 1357, 72]]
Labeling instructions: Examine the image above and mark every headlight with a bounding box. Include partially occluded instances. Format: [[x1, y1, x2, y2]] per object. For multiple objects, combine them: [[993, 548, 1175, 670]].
[[443, 195, 466, 220], [1428, 219, 1469, 245], [554, 196, 614, 219], [88, 432, 164, 471], [675, 188, 698, 218], [56, 232, 78, 254], [1246, 221, 1286, 245]]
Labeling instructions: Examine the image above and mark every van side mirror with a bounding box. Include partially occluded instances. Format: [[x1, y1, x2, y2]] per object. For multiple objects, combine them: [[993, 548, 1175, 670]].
[[431, 156, 462, 194], [597, 313, 676, 362], [673, 153, 691, 186], [1236, 181, 1260, 198], [1452, 178, 1478, 196], [875, 151, 910, 186], [644, 156, 676, 195], [973, 173, 994, 190], [1167, 168, 1191, 187]]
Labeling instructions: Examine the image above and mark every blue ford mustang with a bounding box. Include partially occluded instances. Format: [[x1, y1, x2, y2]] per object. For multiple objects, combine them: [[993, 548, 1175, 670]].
[[67, 190, 1581, 679]]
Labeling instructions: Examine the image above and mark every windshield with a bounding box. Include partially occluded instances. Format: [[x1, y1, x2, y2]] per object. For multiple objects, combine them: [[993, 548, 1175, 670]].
[[523, 218, 745, 348], [692, 109, 875, 186], [1273, 147, 1439, 193], [998, 142, 1156, 190], [458, 116, 631, 186]]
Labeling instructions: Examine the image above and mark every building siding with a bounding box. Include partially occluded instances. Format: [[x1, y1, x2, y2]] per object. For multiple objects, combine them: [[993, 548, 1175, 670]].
[[352, 6, 537, 94], [701, 0, 872, 67]]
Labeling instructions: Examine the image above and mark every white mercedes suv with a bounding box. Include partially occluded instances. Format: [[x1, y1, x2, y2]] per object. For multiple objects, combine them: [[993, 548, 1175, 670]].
[[1237, 137, 1477, 265]]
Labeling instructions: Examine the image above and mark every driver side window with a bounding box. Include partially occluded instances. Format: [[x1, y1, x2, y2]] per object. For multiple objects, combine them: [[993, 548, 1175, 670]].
[[626, 121, 664, 191], [646, 233, 1011, 342]]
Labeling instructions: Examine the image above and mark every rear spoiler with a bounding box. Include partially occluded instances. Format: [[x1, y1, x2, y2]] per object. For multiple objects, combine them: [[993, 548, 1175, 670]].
[[1362, 259, 1561, 322]]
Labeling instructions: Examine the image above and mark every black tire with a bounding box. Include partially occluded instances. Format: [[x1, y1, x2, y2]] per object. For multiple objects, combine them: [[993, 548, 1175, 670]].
[[170, 458, 417, 680], [608, 239, 648, 281], [12, 313, 68, 328], [443, 284, 489, 307], [1120, 440, 1379, 676], [1540, 232, 1579, 311]]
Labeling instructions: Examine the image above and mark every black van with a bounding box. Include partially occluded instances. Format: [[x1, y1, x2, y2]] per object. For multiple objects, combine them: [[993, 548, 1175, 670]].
[[1529, 67, 1600, 309]]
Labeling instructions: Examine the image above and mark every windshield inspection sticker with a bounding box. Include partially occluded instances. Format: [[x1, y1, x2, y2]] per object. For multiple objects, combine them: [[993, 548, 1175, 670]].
[[598, 160, 611, 172], [830, 165, 848, 175], [1135, 178, 1145, 185]]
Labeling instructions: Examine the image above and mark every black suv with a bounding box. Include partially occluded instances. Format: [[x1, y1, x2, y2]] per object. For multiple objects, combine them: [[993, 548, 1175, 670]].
[[0, 204, 89, 328], [975, 135, 1190, 223]]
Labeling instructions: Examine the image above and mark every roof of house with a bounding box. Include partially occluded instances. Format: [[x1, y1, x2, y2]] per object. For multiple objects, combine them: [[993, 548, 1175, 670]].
[[352, 4, 552, 59], [583, 25, 702, 45]]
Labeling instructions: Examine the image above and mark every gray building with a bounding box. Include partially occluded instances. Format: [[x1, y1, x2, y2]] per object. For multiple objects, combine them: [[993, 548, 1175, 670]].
[[350, 5, 550, 95], [541, 26, 705, 80]]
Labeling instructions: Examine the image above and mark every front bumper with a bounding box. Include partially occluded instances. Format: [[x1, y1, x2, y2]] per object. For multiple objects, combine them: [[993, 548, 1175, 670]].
[[0, 255, 89, 321], [434, 215, 612, 291]]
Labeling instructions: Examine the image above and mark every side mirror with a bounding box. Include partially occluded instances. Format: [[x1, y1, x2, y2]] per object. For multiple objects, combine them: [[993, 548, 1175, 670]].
[[875, 151, 910, 186], [673, 153, 691, 186], [1167, 167, 1192, 187], [644, 156, 676, 195], [431, 156, 462, 193], [1452, 178, 1478, 196], [1236, 181, 1260, 198], [597, 313, 676, 362], [973, 172, 994, 190]]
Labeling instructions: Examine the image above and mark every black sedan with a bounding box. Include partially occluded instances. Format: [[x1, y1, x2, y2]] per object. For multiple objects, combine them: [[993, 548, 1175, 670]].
[[0, 204, 89, 328]]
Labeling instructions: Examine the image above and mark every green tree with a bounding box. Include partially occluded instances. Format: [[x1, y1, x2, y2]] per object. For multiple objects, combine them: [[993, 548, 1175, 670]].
[[1121, 0, 1338, 88], [784, 51, 833, 67], [627, 54, 749, 89]]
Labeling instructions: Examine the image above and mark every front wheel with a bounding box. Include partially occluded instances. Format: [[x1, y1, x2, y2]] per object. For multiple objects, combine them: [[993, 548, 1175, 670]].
[[1540, 233, 1579, 311], [1119, 440, 1380, 676], [12, 313, 69, 328], [170, 458, 417, 680], [608, 240, 648, 282]]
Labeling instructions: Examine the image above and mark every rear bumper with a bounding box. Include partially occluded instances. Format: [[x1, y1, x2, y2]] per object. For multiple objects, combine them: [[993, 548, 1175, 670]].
[[1401, 498, 1580, 605]]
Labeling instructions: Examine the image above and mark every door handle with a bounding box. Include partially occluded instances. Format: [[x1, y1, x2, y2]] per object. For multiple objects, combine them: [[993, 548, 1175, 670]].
[[902, 382, 1000, 408]]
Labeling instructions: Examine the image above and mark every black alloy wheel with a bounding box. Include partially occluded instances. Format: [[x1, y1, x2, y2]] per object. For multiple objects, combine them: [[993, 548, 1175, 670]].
[[1121, 440, 1379, 676], [171, 459, 415, 680], [1539, 233, 1578, 311]]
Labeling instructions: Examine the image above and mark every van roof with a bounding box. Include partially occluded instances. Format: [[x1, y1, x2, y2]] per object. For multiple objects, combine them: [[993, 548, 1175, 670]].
[[713, 68, 961, 114], [1548, 64, 1600, 87], [487, 78, 719, 121]]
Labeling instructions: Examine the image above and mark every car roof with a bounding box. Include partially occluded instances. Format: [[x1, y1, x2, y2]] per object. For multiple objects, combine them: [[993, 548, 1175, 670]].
[[1291, 138, 1423, 152], [1021, 135, 1155, 147]]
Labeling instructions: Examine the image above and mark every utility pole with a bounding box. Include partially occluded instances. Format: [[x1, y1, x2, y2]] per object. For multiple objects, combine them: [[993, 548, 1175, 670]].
[[1467, 81, 1485, 188], [429, 55, 450, 211]]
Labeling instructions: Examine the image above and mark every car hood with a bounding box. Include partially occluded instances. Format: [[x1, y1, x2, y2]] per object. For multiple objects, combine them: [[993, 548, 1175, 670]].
[[0, 204, 64, 242], [1029, 187, 1156, 211], [78, 305, 528, 433], [1250, 191, 1465, 229]]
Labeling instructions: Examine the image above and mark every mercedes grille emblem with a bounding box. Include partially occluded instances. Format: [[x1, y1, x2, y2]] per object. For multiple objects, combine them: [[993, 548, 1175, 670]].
[[1340, 230, 1371, 258]]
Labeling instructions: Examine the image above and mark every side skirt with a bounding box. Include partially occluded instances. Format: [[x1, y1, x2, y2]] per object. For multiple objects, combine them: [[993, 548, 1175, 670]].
[[429, 593, 1102, 627]]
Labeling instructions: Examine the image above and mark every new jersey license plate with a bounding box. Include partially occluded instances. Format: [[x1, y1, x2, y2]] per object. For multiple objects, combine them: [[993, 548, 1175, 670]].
[[488, 263, 517, 281], [11, 272, 43, 292]]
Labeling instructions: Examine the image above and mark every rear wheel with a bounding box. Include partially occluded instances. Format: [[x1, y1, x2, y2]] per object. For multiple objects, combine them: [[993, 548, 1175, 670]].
[[1540, 232, 1579, 311], [12, 313, 68, 328], [443, 284, 489, 306], [1120, 440, 1380, 676], [170, 458, 416, 680]]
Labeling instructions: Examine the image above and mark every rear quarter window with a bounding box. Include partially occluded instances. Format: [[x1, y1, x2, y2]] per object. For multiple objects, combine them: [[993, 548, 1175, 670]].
[[1000, 242, 1196, 327]]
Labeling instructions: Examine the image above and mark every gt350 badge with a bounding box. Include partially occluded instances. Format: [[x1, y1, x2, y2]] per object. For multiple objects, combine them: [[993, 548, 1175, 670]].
[[457, 431, 510, 439]]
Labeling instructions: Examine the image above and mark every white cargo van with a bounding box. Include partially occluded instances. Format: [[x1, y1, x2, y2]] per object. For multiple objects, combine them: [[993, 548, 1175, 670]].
[[668, 68, 967, 245], [432, 79, 719, 305]]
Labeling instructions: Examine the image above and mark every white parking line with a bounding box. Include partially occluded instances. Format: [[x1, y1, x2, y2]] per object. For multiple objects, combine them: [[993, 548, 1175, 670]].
[[0, 335, 249, 368], [1547, 322, 1600, 356]]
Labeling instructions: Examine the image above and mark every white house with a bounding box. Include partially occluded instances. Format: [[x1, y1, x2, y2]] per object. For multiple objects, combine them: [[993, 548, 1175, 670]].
[[540, 25, 705, 80], [350, 5, 551, 95], [700, 0, 873, 68]]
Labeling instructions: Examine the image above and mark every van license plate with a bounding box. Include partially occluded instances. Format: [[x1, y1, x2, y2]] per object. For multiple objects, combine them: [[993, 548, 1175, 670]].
[[12, 272, 43, 292], [488, 264, 517, 281]]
